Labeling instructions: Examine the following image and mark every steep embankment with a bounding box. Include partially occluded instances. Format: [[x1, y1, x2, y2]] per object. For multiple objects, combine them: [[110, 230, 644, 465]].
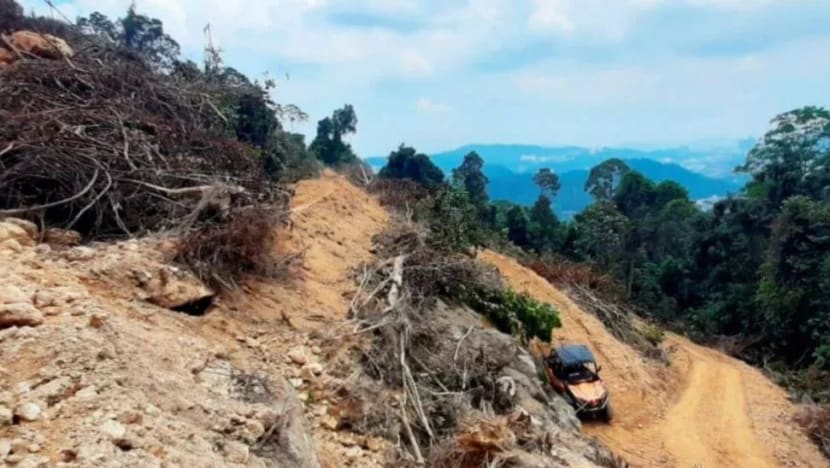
[[480, 250, 827, 468], [0, 171, 390, 467]]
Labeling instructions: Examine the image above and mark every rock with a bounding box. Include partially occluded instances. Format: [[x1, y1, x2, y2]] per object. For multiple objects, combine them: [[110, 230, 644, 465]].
[[320, 415, 339, 430], [0, 222, 33, 246], [0, 239, 23, 253], [302, 363, 323, 379], [287, 346, 309, 365], [142, 267, 214, 311], [0, 405, 12, 425], [14, 455, 50, 468], [43, 228, 81, 247], [0, 439, 10, 458], [242, 420, 265, 442], [33, 244, 51, 255], [223, 441, 249, 464], [14, 402, 42, 422], [31, 376, 72, 405], [0, 303, 44, 329], [288, 378, 304, 389], [365, 437, 384, 452], [343, 446, 362, 461], [2, 218, 38, 240], [66, 246, 96, 262], [88, 313, 106, 329], [100, 419, 127, 440], [0, 285, 30, 305], [73, 385, 98, 401]]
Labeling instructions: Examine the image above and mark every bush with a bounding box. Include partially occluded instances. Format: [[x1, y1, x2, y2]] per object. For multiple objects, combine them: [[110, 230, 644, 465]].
[[641, 323, 665, 346], [462, 287, 560, 341]]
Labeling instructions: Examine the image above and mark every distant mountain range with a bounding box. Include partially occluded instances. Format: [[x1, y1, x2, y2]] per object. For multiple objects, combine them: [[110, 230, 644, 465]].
[[366, 142, 753, 218]]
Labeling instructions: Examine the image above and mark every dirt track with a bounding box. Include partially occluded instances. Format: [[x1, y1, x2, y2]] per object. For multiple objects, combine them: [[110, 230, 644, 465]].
[[480, 250, 827, 468]]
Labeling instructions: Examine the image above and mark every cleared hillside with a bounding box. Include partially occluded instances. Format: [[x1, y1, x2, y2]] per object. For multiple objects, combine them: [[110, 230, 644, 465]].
[[480, 250, 827, 468]]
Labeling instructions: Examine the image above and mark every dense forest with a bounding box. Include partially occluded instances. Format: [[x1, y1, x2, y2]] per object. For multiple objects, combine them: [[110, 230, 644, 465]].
[[374, 108, 830, 396]]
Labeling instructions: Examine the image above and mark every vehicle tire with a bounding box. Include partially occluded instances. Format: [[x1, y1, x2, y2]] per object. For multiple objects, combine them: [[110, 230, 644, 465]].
[[602, 402, 614, 422]]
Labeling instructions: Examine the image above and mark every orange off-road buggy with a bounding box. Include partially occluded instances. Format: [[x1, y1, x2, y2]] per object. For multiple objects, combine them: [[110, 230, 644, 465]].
[[543, 344, 613, 421]]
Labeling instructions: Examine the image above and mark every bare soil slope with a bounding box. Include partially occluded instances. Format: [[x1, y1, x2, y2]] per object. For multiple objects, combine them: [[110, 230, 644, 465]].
[[480, 250, 827, 468], [0, 171, 390, 467]]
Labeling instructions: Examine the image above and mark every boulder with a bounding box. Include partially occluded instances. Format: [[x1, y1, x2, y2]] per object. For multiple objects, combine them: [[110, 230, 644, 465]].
[[0, 303, 43, 329], [223, 440, 249, 464], [142, 267, 214, 311], [0, 222, 33, 247], [1, 218, 38, 240], [14, 402, 42, 422], [0, 285, 30, 305]]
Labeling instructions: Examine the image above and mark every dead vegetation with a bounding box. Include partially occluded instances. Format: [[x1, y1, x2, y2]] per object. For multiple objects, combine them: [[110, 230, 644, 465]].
[[796, 405, 830, 458], [340, 221, 624, 466], [527, 259, 666, 360], [0, 24, 290, 288]]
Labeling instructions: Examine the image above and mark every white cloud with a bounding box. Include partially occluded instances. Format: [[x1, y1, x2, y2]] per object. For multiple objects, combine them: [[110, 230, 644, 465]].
[[416, 98, 452, 113]]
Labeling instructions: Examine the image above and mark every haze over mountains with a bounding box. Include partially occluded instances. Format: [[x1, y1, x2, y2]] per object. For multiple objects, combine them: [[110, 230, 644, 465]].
[[367, 141, 754, 217]]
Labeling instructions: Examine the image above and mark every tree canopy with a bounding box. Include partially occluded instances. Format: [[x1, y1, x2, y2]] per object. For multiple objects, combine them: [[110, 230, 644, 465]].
[[378, 144, 444, 187]]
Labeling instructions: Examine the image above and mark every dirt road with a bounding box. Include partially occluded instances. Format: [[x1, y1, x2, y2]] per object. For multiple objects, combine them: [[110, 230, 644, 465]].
[[480, 250, 827, 468]]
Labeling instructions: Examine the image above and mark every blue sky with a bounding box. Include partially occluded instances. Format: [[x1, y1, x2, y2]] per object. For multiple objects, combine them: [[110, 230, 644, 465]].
[[23, 0, 830, 157]]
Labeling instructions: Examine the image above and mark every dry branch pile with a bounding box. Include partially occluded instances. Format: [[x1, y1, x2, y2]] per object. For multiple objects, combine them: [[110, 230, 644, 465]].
[[0, 39, 285, 237], [346, 223, 625, 466], [0, 31, 290, 287]]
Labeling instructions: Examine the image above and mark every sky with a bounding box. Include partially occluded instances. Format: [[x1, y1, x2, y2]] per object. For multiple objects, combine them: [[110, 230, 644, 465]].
[[21, 0, 830, 157]]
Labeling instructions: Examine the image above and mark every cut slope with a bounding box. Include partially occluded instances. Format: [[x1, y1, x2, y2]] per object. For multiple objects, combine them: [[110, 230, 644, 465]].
[[480, 250, 827, 468], [0, 171, 391, 467]]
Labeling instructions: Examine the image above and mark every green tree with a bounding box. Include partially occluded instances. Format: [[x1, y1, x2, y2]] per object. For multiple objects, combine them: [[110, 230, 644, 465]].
[[423, 184, 486, 252], [572, 202, 630, 273], [740, 106, 830, 207], [78, 5, 180, 69], [310, 105, 358, 165], [533, 168, 561, 198], [585, 158, 630, 201], [505, 205, 530, 248], [378, 144, 444, 187], [528, 195, 560, 253], [452, 151, 489, 208], [757, 196, 830, 364]]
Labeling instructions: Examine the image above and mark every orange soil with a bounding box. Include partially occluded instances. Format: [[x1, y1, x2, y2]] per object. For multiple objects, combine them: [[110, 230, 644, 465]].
[[479, 249, 827, 468]]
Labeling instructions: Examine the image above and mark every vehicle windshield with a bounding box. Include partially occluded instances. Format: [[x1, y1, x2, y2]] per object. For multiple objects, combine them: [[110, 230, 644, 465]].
[[565, 362, 598, 382]]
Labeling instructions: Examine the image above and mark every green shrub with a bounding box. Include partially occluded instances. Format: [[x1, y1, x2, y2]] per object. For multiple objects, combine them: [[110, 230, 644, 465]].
[[641, 323, 666, 346], [461, 287, 560, 341]]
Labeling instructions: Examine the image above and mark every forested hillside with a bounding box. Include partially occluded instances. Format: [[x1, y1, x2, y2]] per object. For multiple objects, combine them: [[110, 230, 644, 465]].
[[373, 110, 830, 402]]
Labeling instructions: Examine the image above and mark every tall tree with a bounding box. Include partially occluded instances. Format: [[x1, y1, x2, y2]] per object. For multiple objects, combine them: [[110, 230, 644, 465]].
[[505, 205, 530, 248], [757, 196, 830, 364], [533, 168, 561, 199], [740, 106, 830, 206], [310, 105, 358, 165], [78, 5, 180, 69], [452, 151, 489, 208], [585, 158, 630, 201]]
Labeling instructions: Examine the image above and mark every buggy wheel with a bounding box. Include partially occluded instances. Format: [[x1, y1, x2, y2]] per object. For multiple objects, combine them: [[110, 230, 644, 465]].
[[602, 402, 614, 422]]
